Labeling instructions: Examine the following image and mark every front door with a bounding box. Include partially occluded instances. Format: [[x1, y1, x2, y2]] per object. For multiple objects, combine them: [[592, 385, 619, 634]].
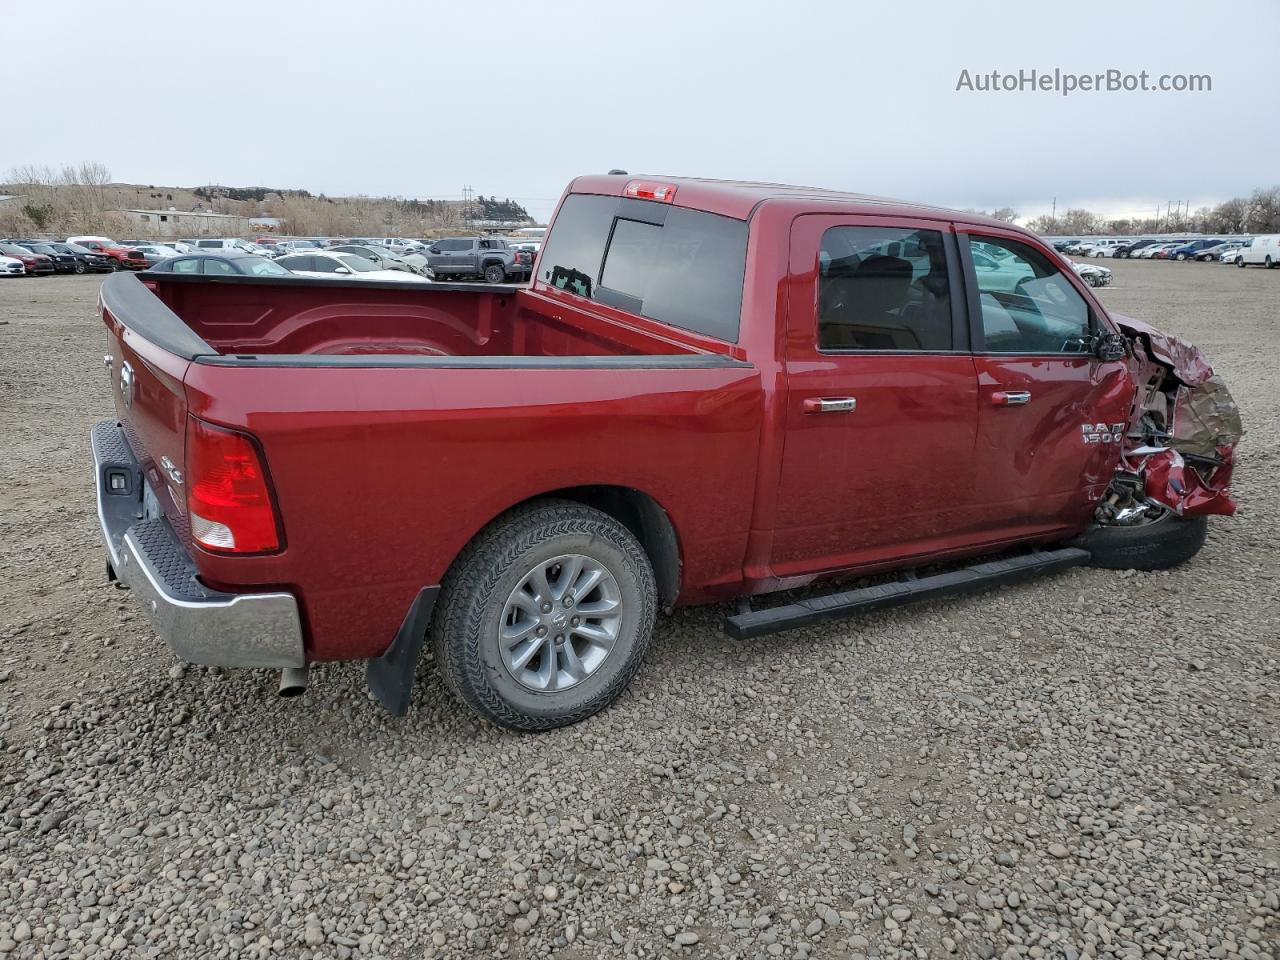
[[959, 228, 1133, 538], [769, 215, 983, 580]]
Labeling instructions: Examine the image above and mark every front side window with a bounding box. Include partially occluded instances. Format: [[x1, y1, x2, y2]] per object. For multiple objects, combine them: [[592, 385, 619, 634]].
[[277, 256, 312, 271], [538, 194, 749, 342], [203, 259, 238, 275], [968, 235, 1091, 354], [817, 226, 953, 351], [171, 258, 200, 274]]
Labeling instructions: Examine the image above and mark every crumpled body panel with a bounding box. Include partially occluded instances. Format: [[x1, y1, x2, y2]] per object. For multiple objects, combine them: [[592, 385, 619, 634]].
[[1111, 315, 1242, 518]]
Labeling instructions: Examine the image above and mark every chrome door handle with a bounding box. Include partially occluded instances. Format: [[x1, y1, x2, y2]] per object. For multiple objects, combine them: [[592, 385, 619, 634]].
[[802, 396, 857, 414], [991, 390, 1031, 406]]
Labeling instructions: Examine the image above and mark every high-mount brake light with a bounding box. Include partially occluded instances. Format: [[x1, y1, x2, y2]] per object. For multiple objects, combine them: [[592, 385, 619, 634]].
[[624, 180, 677, 203], [186, 417, 281, 553]]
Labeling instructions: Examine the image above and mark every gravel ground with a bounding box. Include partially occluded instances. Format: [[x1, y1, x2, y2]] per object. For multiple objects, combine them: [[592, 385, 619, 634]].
[[0, 262, 1276, 959]]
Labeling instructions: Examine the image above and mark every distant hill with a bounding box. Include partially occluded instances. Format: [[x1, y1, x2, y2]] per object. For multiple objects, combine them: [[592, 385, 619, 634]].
[[0, 165, 533, 237]]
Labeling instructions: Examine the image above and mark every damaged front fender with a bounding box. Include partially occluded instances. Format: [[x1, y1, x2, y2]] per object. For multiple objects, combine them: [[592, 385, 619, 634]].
[[1110, 315, 1243, 518]]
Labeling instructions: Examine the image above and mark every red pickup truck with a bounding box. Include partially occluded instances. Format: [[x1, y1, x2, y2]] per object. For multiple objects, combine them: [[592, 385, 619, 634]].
[[91, 174, 1242, 730]]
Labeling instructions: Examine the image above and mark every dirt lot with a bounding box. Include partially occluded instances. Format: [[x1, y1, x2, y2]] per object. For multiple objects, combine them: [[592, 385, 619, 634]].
[[0, 261, 1276, 959]]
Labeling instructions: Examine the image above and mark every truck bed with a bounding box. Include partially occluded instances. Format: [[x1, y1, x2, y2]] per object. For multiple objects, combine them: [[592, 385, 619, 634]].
[[98, 271, 759, 664], [123, 272, 709, 360]]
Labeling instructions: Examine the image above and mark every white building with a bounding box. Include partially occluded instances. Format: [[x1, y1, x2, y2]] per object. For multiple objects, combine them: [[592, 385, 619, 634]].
[[122, 208, 250, 238]]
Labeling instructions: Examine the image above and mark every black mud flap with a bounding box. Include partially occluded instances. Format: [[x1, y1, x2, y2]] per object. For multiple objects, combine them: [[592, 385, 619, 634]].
[[723, 547, 1090, 640], [366, 586, 440, 716]]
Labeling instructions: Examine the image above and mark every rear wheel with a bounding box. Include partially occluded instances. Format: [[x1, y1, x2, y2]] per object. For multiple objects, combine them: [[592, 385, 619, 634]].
[[1267, 256, 1274, 269], [431, 500, 657, 731], [73, 261, 86, 274], [483, 262, 506, 284]]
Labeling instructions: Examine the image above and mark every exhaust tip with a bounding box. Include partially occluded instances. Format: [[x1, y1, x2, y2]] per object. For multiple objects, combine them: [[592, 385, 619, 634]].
[[278, 666, 309, 698]]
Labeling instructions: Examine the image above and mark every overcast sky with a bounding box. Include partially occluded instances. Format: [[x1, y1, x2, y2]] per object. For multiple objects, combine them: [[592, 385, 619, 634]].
[[3, 0, 1276, 223]]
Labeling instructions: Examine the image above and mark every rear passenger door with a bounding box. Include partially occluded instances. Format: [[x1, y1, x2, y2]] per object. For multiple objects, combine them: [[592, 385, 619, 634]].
[[958, 227, 1133, 537], [770, 216, 982, 578]]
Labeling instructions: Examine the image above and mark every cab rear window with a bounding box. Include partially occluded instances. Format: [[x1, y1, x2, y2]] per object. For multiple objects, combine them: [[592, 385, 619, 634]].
[[538, 194, 748, 343]]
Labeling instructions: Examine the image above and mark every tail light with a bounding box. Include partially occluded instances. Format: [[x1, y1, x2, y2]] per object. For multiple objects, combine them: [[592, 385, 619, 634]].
[[185, 417, 281, 553]]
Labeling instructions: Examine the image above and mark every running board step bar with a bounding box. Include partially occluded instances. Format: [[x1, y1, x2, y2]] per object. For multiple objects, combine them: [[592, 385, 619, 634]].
[[723, 547, 1091, 640]]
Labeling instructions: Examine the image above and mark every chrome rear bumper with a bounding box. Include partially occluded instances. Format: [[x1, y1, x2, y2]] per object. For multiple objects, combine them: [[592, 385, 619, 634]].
[[91, 420, 305, 669]]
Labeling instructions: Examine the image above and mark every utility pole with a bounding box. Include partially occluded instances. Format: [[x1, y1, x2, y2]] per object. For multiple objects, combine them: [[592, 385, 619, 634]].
[[1050, 196, 1056, 232], [461, 184, 474, 231]]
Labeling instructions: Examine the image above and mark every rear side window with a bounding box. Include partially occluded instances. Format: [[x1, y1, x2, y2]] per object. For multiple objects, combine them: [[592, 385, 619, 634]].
[[817, 226, 953, 351], [538, 194, 748, 342]]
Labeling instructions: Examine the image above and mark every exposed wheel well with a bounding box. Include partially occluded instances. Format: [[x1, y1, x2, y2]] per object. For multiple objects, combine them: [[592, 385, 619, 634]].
[[503, 486, 681, 608]]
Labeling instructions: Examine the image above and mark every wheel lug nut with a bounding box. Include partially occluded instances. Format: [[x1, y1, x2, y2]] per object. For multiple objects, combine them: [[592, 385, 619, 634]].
[[541, 602, 552, 613], [563, 595, 574, 607], [535, 625, 547, 637], [555, 634, 564, 645], [571, 616, 580, 627]]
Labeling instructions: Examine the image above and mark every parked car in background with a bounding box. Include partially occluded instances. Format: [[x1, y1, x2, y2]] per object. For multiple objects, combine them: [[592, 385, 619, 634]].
[[1167, 239, 1224, 261], [0, 242, 55, 275], [145, 252, 295, 277], [1113, 239, 1159, 258], [356, 237, 424, 254], [275, 251, 432, 282], [67, 237, 131, 266], [193, 238, 255, 253], [117, 249, 151, 270], [159, 241, 195, 254], [425, 236, 526, 283], [328, 244, 424, 275], [1214, 241, 1248, 263], [508, 240, 541, 271], [125, 244, 180, 266], [0, 255, 26, 277], [1071, 260, 1113, 287], [273, 239, 324, 256], [1135, 242, 1177, 260], [1237, 234, 1279, 268], [56, 241, 116, 273], [15, 241, 81, 273], [1081, 239, 1125, 258]]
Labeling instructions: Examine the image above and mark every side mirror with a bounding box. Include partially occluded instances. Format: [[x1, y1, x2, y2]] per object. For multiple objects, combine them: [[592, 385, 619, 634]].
[[429, 246, 441, 254], [1095, 332, 1128, 362], [335, 266, 351, 275]]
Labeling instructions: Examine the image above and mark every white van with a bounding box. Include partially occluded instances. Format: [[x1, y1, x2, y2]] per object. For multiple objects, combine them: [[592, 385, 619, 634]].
[[1237, 235, 1279, 268], [194, 238, 255, 252]]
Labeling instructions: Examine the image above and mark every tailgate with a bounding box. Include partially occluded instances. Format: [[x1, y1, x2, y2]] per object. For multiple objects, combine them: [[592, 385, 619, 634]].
[[100, 273, 209, 536]]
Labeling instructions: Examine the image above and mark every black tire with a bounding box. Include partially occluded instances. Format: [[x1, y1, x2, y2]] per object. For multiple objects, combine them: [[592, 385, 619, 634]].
[[1175, 252, 1187, 261], [73, 261, 86, 275], [483, 262, 506, 284], [431, 500, 657, 731], [1267, 256, 1274, 270], [1072, 513, 1208, 571], [1236, 257, 1246, 268]]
